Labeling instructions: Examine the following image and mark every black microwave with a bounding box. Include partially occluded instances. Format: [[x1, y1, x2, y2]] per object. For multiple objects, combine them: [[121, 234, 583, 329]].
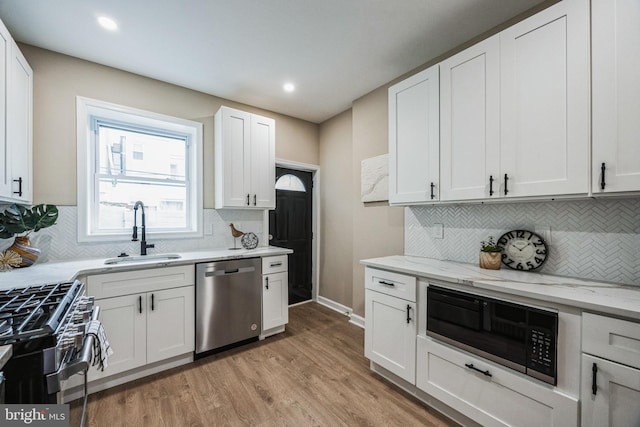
[[426, 285, 558, 385]]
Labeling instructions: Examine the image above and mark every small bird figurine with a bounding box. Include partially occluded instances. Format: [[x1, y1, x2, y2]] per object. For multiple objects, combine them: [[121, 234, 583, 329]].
[[229, 223, 245, 238]]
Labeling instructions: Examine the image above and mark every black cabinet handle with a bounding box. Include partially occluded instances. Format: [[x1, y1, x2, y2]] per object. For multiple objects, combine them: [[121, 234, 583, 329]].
[[430, 182, 435, 200], [246, 194, 250, 206], [489, 175, 494, 196], [465, 363, 492, 377], [138, 295, 142, 314], [600, 163, 606, 190], [13, 177, 22, 197], [265, 276, 269, 290], [504, 174, 509, 195], [151, 294, 154, 311], [253, 194, 257, 206], [592, 363, 598, 395], [378, 280, 395, 287], [406, 305, 412, 324]]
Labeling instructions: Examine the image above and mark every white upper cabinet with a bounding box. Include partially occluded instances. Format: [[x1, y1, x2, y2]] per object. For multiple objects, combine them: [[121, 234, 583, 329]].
[[440, 35, 500, 201], [0, 18, 32, 204], [499, 0, 589, 198], [215, 106, 275, 209], [388, 65, 439, 205], [591, 0, 640, 194]]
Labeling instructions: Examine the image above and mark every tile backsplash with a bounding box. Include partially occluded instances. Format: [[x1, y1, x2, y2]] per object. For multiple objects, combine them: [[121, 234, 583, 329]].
[[0, 207, 265, 263], [405, 198, 640, 286]]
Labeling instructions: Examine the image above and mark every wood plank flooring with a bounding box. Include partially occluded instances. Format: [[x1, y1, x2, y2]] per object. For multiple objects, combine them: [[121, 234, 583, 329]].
[[70, 302, 458, 427]]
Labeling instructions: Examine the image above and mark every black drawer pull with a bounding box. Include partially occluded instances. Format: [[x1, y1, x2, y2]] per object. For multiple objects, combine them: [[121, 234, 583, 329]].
[[246, 194, 250, 206], [600, 163, 606, 190], [430, 182, 435, 200], [504, 174, 509, 196], [13, 177, 23, 197], [266, 276, 269, 290], [254, 194, 257, 206], [151, 294, 154, 311], [138, 295, 142, 314], [592, 363, 598, 395], [270, 262, 282, 267], [378, 280, 395, 287], [406, 305, 412, 324], [489, 175, 494, 196], [465, 363, 492, 377]]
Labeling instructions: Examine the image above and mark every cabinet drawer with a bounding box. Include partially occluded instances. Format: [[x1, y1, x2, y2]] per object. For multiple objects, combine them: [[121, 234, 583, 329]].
[[365, 267, 416, 302], [87, 265, 194, 299], [582, 312, 640, 370], [416, 336, 578, 427], [262, 255, 287, 275]]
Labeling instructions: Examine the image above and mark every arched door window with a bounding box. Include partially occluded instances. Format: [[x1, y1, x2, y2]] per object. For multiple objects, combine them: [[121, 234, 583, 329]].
[[275, 174, 306, 192]]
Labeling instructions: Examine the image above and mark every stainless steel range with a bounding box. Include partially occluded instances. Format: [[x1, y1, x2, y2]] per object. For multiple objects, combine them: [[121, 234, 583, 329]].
[[0, 280, 99, 412]]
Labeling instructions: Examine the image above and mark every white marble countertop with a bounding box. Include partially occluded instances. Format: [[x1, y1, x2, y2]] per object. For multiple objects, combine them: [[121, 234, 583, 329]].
[[361, 255, 640, 321], [0, 246, 292, 291]]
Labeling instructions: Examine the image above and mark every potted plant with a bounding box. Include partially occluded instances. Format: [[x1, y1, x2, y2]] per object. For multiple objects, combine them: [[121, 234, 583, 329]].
[[0, 203, 58, 268], [480, 236, 502, 270]]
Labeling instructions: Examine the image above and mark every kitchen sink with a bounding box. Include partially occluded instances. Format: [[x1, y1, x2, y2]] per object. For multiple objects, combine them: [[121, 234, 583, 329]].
[[104, 253, 181, 265]]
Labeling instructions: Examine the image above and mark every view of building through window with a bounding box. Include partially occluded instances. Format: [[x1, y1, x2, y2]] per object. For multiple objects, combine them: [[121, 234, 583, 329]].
[[96, 124, 188, 231]]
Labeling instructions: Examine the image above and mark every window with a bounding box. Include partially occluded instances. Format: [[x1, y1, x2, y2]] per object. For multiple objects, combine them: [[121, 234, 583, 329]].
[[77, 97, 203, 242], [275, 174, 306, 192]]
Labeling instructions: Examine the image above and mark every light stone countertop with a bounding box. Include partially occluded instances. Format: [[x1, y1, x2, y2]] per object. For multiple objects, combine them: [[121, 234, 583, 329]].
[[0, 246, 292, 291], [361, 255, 640, 321]]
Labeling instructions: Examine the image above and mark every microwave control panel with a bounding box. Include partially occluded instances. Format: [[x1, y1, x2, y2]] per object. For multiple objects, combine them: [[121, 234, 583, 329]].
[[527, 327, 555, 375]]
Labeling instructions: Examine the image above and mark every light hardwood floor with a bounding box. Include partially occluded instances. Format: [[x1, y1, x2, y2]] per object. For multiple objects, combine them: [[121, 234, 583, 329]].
[[70, 302, 458, 426]]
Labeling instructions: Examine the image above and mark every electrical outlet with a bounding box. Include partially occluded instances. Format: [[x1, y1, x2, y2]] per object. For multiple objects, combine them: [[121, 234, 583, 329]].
[[433, 223, 444, 239], [535, 225, 551, 244]]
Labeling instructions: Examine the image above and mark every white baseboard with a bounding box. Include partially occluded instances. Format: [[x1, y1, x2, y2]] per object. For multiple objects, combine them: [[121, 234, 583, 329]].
[[317, 295, 351, 317], [349, 313, 365, 329]]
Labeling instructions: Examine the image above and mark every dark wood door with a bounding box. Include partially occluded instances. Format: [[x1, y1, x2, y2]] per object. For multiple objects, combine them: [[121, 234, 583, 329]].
[[269, 167, 313, 305]]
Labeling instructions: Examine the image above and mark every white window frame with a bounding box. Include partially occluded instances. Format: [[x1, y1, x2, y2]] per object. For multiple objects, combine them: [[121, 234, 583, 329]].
[[76, 97, 203, 242]]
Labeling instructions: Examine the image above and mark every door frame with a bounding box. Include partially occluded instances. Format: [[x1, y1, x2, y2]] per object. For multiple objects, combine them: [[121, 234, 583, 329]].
[[263, 159, 320, 304]]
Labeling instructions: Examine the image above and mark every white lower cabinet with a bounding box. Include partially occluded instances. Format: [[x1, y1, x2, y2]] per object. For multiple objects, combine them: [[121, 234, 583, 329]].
[[261, 255, 289, 336], [416, 336, 578, 427], [86, 266, 195, 381], [364, 267, 417, 383], [581, 313, 640, 427]]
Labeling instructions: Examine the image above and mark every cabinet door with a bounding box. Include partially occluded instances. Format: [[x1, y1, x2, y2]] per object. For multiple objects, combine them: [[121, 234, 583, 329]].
[[581, 354, 640, 427], [262, 271, 288, 331], [364, 290, 416, 383], [440, 35, 500, 201], [250, 114, 275, 208], [146, 286, 195, 364], [592, 0, 640, 194], [388, 65, 439, 204], [6, 41, 32, 203], [500, 0, 589, 198], [88, 294, 146, 381], [215, 107, 251, 208], [0, 21, 9, 198]]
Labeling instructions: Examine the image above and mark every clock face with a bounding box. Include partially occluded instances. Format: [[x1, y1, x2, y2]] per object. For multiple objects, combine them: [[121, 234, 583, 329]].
[[497, 230, 548, 271]]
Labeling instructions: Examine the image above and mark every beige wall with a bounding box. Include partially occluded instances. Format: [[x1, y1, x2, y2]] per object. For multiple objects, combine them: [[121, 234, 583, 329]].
[[318, 109, 353, 307], [21, 44, 319, 207]]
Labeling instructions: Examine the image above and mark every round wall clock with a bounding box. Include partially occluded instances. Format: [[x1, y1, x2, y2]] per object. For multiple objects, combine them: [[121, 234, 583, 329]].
[[241, 232, 259, 250], [497, 229, 548, 271]]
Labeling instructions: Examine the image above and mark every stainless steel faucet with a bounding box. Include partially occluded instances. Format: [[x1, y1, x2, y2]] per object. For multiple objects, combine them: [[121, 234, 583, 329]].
[[132, 201, 154, 255]]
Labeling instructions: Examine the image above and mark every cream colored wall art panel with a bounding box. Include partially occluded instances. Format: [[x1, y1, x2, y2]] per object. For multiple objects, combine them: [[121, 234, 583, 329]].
[[361, 154, 388, 202]]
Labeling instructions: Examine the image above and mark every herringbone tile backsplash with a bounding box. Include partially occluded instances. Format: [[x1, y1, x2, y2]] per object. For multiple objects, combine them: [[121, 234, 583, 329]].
[[405, 198, 640, 286], [3, 207, 264, 262]]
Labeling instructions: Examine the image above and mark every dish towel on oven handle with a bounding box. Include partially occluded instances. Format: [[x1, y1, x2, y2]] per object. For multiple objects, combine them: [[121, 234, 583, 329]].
[[86, 320, 114, 371]]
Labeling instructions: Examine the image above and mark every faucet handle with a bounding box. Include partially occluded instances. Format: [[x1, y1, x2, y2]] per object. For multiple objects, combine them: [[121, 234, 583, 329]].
[[132, 226, 138, 241]]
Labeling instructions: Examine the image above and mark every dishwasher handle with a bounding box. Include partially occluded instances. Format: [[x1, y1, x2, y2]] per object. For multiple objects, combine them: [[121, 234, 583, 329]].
[[205, 266, 256, 277]]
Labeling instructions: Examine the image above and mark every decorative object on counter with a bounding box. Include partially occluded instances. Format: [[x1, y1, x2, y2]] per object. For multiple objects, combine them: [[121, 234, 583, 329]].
[[241, 232, 259, 250], [498, 229, 548, 271], [0, 249, 22, 271], [229, 223, 244, 250], [479, 236, 502, 270], [0, 203, 58, 267]]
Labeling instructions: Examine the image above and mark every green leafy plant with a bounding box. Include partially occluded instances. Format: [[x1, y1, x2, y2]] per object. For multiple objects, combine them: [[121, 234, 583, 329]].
[[480, 236, 502, 253], [0, 203, 59, 239]]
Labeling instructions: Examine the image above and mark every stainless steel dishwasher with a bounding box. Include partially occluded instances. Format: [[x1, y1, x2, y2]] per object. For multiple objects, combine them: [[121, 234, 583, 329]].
[[195, 258, 262, 354]]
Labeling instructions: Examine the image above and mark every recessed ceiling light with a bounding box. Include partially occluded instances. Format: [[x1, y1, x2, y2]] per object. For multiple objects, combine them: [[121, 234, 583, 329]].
[[283, 83, 295, 93], [97, 16, 118, 31]]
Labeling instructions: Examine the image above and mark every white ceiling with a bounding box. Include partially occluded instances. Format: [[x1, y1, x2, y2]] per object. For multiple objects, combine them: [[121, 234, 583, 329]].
[[0, 0, 546, 123]]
